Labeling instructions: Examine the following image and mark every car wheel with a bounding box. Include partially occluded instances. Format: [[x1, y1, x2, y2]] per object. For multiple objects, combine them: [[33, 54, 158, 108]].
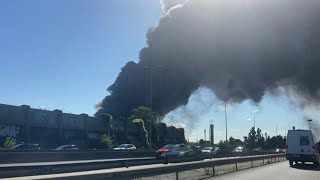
[[289, 160, 293, 166]]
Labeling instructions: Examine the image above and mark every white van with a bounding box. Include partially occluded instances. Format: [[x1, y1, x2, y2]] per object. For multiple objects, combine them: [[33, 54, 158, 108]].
[[285, 129, 319, 166]]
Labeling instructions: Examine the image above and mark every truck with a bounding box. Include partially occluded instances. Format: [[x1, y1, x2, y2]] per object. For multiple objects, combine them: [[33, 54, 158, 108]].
[[285, 128, 320, 166]]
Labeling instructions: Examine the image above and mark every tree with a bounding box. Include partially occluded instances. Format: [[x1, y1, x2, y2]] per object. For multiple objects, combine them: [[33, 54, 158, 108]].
[[229, 136, 243, 149], [199, 139, 205, 145], [247, 127, 256, 150], [256, 128, 265, 149], [129, 106, 158, 147], [129, 106, 158, 124], [2, 137, 16, 149], [100, 134, 115, 149], [218, 140, 232, 152]]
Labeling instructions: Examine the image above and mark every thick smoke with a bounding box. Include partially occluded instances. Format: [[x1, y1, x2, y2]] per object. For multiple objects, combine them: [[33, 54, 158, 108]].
[[97, 0, 320, 118]]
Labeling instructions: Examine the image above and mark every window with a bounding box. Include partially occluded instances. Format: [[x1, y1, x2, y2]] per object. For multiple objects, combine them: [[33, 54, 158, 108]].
[[300, 136, 309, 145]]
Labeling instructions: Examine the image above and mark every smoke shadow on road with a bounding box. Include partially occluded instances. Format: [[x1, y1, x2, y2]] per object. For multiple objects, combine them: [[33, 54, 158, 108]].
[[291, 163, 320, 171]]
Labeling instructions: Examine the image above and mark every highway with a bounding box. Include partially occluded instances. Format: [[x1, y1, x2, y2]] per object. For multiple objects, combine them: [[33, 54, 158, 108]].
[[214, 161, 320, 180]]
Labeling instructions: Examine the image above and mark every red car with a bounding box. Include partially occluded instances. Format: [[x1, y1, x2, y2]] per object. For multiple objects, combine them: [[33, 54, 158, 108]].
[[156, 144, 176, 158]]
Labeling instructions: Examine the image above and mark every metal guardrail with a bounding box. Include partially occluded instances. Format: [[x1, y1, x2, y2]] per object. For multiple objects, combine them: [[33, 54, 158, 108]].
[[8, 153, 285, 180], [0, 150, 156, 163]]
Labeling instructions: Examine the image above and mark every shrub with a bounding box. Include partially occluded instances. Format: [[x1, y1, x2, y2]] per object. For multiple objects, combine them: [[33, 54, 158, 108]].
[[100, 134, 115, 149], [2, 137, 16, 149]]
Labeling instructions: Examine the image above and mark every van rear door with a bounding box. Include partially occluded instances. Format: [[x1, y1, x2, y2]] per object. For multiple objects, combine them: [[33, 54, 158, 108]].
[[288, 130, 313, 155]]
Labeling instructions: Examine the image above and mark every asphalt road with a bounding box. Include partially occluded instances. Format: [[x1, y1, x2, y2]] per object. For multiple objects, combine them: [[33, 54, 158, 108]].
[[213, 161, 320, 180]]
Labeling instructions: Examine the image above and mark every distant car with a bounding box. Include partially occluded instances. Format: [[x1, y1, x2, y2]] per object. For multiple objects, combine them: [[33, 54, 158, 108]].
[[201, 147, 217, 156], [55, 145, 78, 150], [161, 144, 191, 158], [10, 143, 40, 150], [156, 144, 176, 158], [253, 147, 263, 152], [275, 148, 285, 153], [232, 146, 247, 154], [113, 144, 137, 150], [285, 129, 320, 166], [214, 147, 220, 152]]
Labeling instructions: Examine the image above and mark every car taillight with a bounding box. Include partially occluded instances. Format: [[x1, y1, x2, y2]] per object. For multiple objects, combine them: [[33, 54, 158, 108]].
[[312, 146, 316, 154], [285, 145, 288, 152]]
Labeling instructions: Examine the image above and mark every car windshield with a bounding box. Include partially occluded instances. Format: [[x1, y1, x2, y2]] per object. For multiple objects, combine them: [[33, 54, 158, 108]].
[[56, 146, 67, 150], [10, 144, 22, 149], [163, 145, 176, 150], [173, 146, 188, 152], [235, 147, 243, 150], [117, 144, 127, 148], [203, 147, 212, 150]]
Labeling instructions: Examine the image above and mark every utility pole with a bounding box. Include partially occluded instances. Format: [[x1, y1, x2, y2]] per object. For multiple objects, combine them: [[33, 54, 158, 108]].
[[253, 113, 256, 130], [225, 101, 228, 142], [276, 124, 278, 149], [144, 64, 153, 149]]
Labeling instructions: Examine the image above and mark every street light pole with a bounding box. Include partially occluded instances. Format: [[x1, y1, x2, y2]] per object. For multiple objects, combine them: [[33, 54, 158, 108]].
[[253, 113, 256, 130], [144, 65, 153, 149], [225, 101, 228, 142]]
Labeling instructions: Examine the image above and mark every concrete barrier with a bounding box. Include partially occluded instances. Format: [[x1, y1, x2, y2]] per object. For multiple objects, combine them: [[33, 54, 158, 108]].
[[0, 150, 155, 163]]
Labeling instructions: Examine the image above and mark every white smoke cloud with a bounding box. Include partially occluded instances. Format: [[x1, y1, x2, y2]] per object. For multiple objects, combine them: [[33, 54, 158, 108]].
[[160, 0, 186, 13]]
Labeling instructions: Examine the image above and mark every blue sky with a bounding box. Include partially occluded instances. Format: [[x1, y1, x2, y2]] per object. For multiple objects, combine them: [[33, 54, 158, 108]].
[[0, 0, 317, 142]]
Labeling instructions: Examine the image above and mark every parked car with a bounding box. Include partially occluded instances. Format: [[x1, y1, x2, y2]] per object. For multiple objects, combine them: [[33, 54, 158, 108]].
[[10, 143, 40, 150], [161, 144, 192, 158], [201, 147, 217, 156], [113, 144, 137, 150], [285, 129, 320, 166], [156, 144, 176, 158], [232, 146, 247, 154], [55, 145, 78, 150]]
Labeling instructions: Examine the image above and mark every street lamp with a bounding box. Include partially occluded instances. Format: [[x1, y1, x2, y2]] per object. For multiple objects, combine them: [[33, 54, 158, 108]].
[[308, 119, 312, 130], [144, 64, 162, 149], [224, 101, 228, 142], [144, 65, 153, 149]]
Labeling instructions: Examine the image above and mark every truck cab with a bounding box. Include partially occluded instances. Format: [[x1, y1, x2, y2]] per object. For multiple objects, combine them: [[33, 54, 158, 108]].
[[285, 129, 319, 166]]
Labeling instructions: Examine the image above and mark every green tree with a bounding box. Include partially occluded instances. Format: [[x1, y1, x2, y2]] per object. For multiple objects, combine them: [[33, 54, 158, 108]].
[[100, 134, 115, 149], [129, 106, 158, 124], [2, 137, 16, 149], [129, 106, 158, 147], [218, 140, 232, 152], [256, 128, 265, 149], [247, 127, 256, 150], [229, 136, 243, 149]]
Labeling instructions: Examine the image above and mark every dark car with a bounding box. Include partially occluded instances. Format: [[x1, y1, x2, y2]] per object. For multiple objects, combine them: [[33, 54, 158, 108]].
[[10, 143, 40, 150], [232, 146, 247, 155], [156, 144, 176, 158], [161, 144, 192, 158], [55, 145, 78, 150]]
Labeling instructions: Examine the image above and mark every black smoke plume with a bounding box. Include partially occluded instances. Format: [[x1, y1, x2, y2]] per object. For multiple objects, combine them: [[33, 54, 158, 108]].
[[96, 0, 320, 118]]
